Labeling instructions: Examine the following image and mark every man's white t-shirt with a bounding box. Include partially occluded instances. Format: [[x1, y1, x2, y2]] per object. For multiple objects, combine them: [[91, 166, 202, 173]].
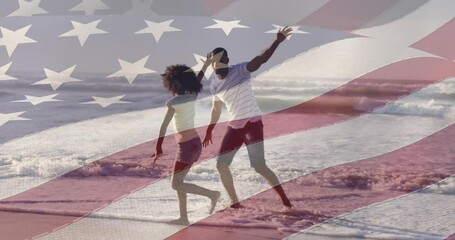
[[210, 62, 262, 129]]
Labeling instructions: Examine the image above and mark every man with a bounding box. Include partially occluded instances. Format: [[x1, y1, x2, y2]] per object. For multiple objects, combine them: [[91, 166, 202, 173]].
[[202, 27, 293, 208]]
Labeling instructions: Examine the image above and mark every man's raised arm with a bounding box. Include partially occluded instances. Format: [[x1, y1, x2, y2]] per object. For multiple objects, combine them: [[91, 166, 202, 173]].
[[246, 26, 293, 73]]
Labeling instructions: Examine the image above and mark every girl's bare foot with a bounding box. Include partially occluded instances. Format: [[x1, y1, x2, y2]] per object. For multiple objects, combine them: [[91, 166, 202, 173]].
[[230, 202, 244, 209], [209, 191, 221, 214]]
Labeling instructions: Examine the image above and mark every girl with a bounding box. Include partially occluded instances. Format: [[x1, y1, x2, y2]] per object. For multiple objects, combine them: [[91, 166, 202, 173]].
[[152, 64, 220, 226]]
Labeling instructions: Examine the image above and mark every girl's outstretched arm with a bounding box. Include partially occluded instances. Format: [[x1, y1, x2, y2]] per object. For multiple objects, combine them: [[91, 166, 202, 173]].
[[152, 106, 175, 162], [202, 98, 223, 147], [196, 54, 214, 82]]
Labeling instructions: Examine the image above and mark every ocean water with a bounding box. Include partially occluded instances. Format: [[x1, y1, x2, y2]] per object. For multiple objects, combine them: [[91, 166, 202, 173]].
[[24, 73, 454, 240], [2, 73, 454, 177], [1, 72, 454, 203]]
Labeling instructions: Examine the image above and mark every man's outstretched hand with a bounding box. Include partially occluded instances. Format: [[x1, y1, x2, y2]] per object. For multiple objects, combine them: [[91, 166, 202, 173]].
[[277, 26, 293, 43]]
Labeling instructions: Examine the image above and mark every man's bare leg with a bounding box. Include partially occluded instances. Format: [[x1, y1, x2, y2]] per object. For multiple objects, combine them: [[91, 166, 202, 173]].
[[254, 164, 292, 207]]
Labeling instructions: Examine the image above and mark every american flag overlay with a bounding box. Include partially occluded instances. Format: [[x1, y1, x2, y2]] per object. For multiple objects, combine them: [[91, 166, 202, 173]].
[[0, 1, 454, 239]]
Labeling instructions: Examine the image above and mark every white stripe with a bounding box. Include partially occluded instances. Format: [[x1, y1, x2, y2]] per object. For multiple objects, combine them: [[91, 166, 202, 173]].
[[354, 0, 455, 46], [39, 78, 455, 240], [215, 0, 330, 24], [289, 175, 455, 240], [256, 37, 438, 114]]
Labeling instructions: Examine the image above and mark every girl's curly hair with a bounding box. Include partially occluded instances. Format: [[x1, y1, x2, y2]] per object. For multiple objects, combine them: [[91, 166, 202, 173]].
[[161, 64, 202, 95]]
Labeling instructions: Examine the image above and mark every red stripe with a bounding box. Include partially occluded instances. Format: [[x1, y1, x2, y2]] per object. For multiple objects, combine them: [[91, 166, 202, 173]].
[[411, 18, 455, 61], [167, 121, 455, 240], [0, 211, 78, 239], [299, 0, 398, 32], [446, 233, 455, 240], [0, 57, 453, 240], [263, 57, 455, 138]]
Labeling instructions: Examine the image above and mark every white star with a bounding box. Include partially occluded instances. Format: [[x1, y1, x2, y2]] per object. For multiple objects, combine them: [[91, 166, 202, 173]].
[[60, 20, 108, 46], [205, 19, 250, 36], [107, 55, 156, 84], [190, 53, 215, 80], [0, 25, 37, 57], [265, 25, 309, 39], [0, 111, 29, 127], [7, 0, 48, 17], [13, 94, 62, 106], [135, 19, 181, 42], [70, 0, 110, 15], [82, 95, 130, 108], [190, 51, 228, 80], [32, 65, 82, 91], [0, 62, 16, 81]]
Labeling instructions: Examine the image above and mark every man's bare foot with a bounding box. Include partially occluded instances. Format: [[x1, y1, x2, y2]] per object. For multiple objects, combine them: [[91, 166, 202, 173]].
[[230, 202, 245, 209], [209, 191, 221, 214], [282, 198, 292, 208], [167, 218, 189, 226]]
